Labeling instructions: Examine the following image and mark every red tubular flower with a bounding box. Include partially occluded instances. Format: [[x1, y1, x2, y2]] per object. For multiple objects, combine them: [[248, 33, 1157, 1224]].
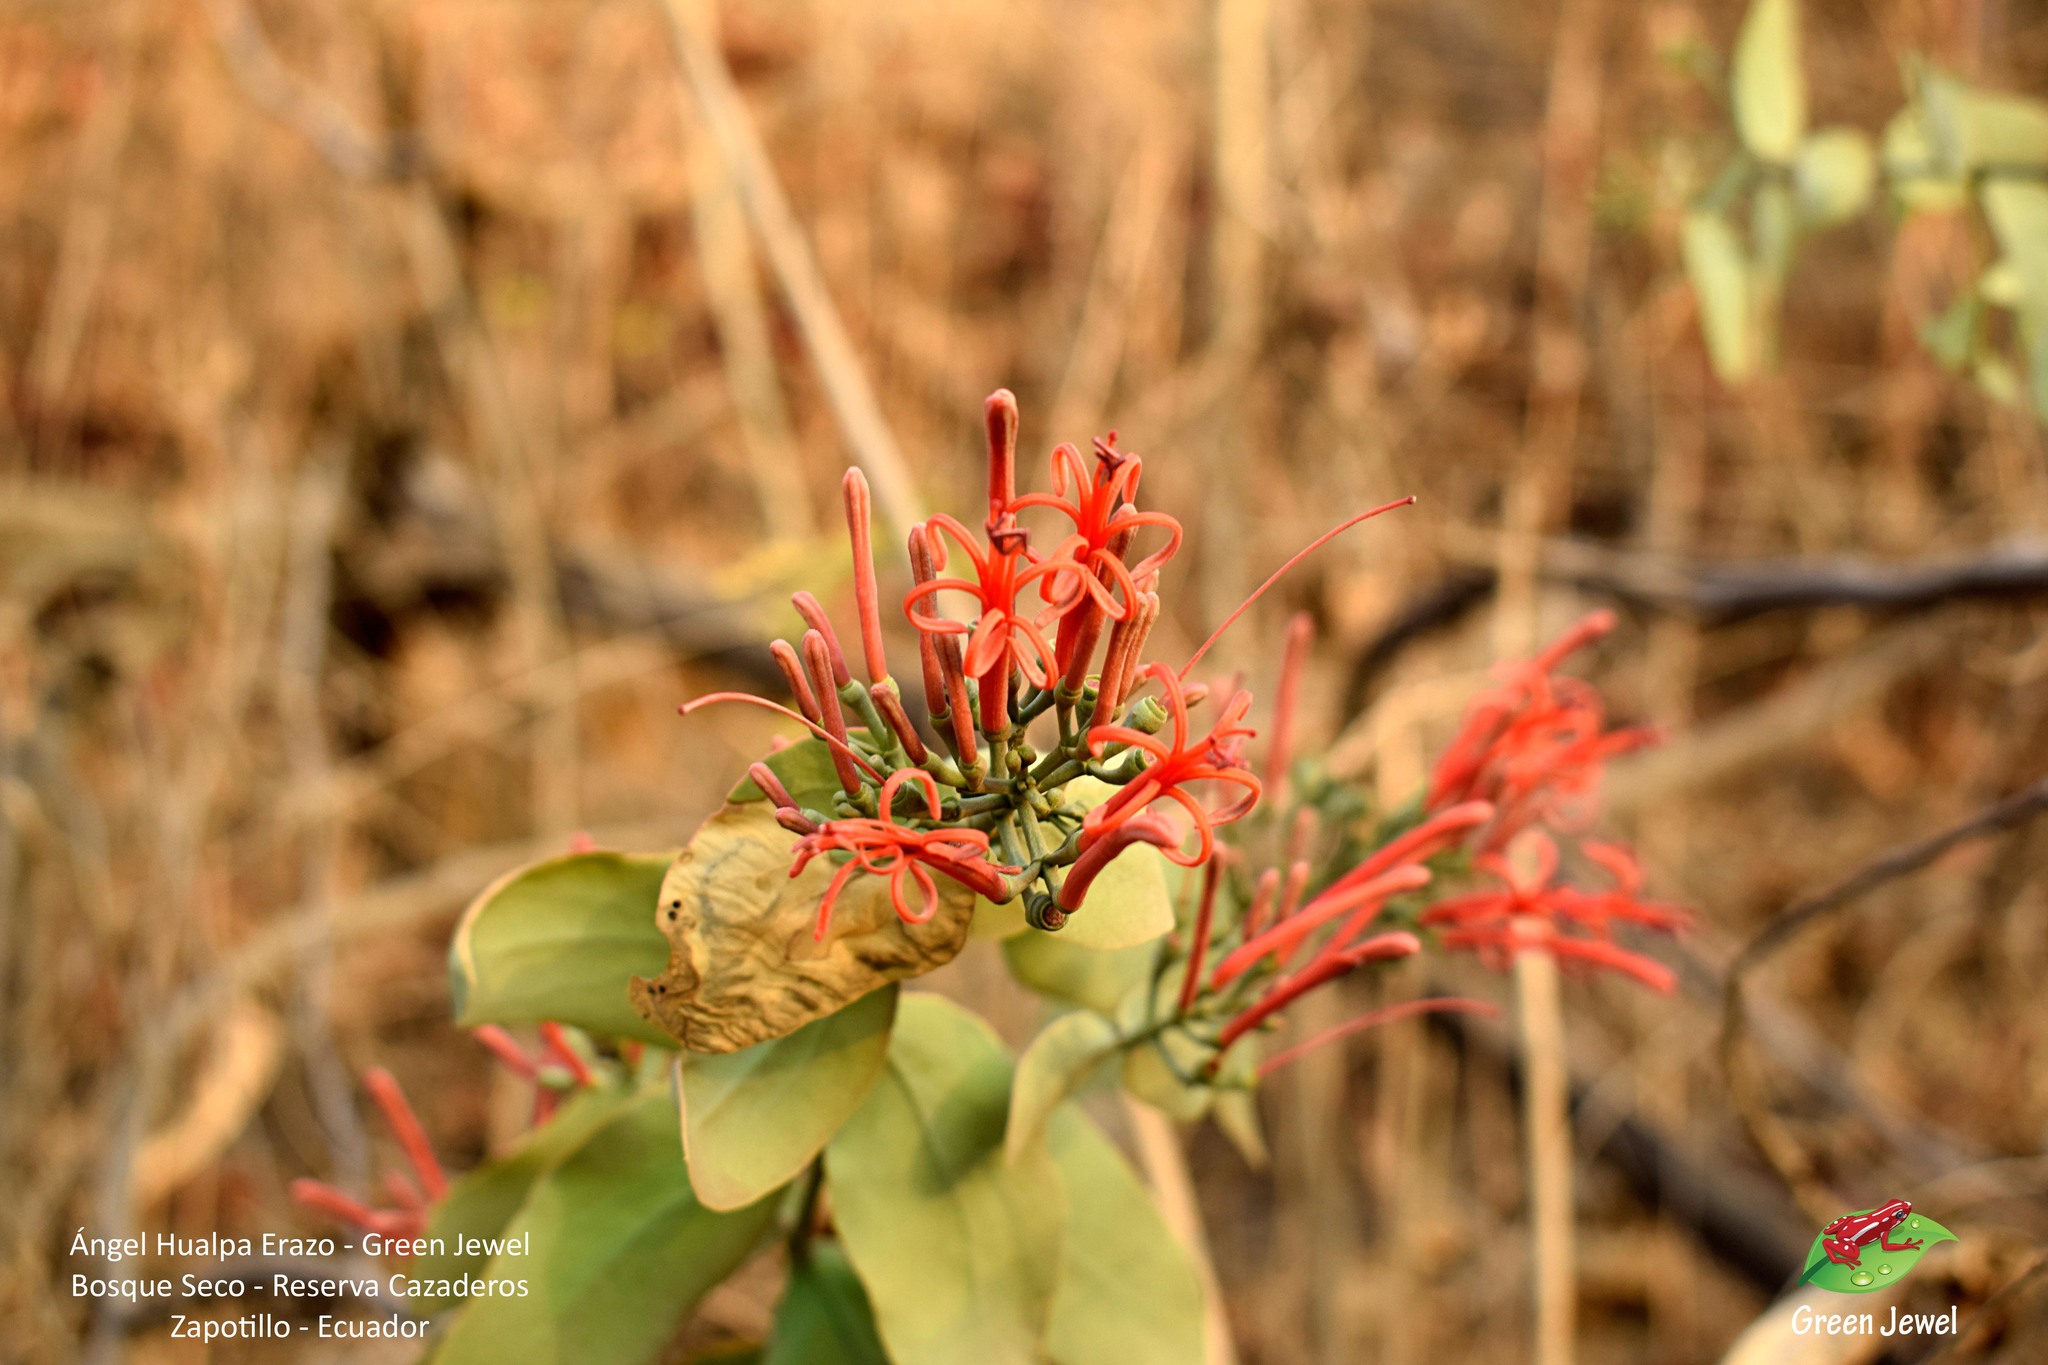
[[1178, 854, 1227, 1014], [792, 592, 853, 690], [790, 770, 1018, 939], [1204, 801, 1495, 992], [768, 640, 822, 725], [1256, 997, 1501, 1077], [1240, 866, 1282, 939], [842, 468, 892, 686], [1262, 612, 1314, 807], [1209, 864, 1432, 987], [540, 1022, 596, 1089], [1312, 800, 1495, 908], [1058, 812, 1180, 913], [1425, 609, 1659, 844], [363, 1067, 446, 1202], [1013, 435, 1182, 632], [906, 524, 980, 767], [907, 511, 1066, 706], [292, 1066, 447, 1243], [1417, 830, 1684, 993], [1213, 930, 1421, 1053], [803, 631, 865, 796], [472, 1025, 538, 1079], [1080, 662, 1262, 867], [870, 685, 930, 764], [1087, 590, 1159, 728], [985, 389, 1019, 529]]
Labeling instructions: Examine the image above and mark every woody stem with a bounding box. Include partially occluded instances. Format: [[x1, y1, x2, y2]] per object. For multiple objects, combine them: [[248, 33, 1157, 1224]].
[[1515, 944, 1576, 1365]]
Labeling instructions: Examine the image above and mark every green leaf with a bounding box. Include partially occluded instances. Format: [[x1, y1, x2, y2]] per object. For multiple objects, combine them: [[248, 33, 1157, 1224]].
[[1794, 1213, 1959, 1294], [1980, 261, 2025, 308], [1920, 291, 1981, 372], [1052, 778, 1175, 949], [452, 852, 676, 1046], [1120, 1035, 1214, 1123], [1005, 1010, 1123, 1164], [1924, 70, 2048, 173], [1975, 354, 2023, 406], [1793, 127, 1875, 227], [763, 1244, 889, 1365], [678, 987, 898, 1211], [1044, 1106, 1205, 1365], [430, 1087, 780, 1365], [1002, 930, 1156, 1016], [1732, 0, 1806, 163], [1682, 210, 1755, 382], [971, 892, 1030, 941], [825, 994, 1064, 1365], [1882, 105, 1969, 212], [408, 1085, 636, 1307], [1982, 181, 2048, 310], [1749, 181, 1795, 367], [1981, 180, 2048, 412], [1212, 1089, 1270, 1170]]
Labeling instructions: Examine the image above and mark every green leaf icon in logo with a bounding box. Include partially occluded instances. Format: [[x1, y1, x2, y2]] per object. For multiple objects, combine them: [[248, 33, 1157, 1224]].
[[1797, 1210, 1959, 1294]]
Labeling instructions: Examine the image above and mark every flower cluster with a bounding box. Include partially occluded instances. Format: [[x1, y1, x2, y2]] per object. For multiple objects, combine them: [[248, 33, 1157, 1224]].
[[1425, 609, 1657, 843], [684, 390, 1410, 936], [1125, 609, 1689, 1087], [1416, 610, 1688, 991], [1125, 616, 1500, 1081], [290, 1024, 601, 1244]]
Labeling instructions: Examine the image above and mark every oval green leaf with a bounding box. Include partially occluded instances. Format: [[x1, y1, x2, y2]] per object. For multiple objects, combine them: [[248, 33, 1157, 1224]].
[[824, 993, 1064, 1365], [1733, 0, 1806, 163], [1794, 127, 1875, 228], [1682, 210, 1755, 383], [1054, 778, 1175, 949], [678, 986, 899, 1211], [1212, 1088, 1270, 1170], [1045, 1105, 1205, 1365], [1794, 1213, 1959, 1294], [1882, 105, 1968, 212], [452, 851, 677, 1045], [1002, 930, 1157, 1016], [764, 1243, 889, 1365], [408, 1085, 636, 1307], [1005, 1010, 1123, 1165], [430, 1087, 780, 1365]]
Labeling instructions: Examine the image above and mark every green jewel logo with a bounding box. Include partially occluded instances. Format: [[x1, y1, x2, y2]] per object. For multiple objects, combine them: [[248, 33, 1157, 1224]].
[[1796, 1200, 1959, 1293]]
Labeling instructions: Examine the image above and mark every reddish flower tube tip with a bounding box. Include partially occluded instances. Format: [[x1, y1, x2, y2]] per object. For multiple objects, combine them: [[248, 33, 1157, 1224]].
[[472, 1025, 538, 1079], [792, 592, 853, 689], [1256, 997, 1501, 1077], [1058, 813, 1180, 912], [363, 1067, 447, 1202], [541, 1022, 596, 1089], [985, 389, 1019, 528], [842, 469, 892, 685], [770, 638, 824, 725]]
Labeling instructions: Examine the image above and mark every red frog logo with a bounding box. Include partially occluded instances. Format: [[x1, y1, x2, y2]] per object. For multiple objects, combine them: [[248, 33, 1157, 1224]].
[[1798, 1199, 1922, 1283]]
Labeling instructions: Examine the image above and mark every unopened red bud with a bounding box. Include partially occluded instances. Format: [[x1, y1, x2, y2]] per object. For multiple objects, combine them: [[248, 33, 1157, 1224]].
[[792, 592, 853, 688], [985, 389, 1019, 529], [842, 469, 891, 685], [804, 631, 864, 794], [870, 683, 930, 764]]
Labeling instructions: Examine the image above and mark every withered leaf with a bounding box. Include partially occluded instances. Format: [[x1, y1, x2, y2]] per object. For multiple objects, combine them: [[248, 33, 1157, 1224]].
[[630, 800, 975, 1053]]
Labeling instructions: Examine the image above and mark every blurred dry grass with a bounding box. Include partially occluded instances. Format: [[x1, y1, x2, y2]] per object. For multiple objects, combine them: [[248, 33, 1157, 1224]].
[[4, 0, 2048, 1361]]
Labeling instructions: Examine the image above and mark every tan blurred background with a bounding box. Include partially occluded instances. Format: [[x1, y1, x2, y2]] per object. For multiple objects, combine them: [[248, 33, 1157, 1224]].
[[4, 0, 2048, 1361]]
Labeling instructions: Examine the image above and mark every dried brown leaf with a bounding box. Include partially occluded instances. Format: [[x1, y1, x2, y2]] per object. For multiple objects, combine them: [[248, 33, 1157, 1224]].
[[630, 800, 974, 1052]]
